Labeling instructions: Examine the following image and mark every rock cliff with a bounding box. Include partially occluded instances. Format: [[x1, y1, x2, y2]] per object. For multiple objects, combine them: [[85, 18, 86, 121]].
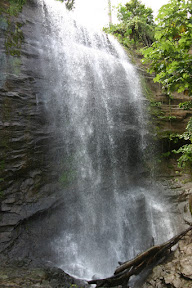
[[0, 0, 64, 257], [0, 1, 191, 287]]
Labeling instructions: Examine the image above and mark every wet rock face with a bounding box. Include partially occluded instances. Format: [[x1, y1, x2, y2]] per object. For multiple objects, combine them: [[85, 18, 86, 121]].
[[0, 0, 63, 254], [0, 262, 89, 288], [143, 72, 192, 137], [142, 231, 192, 288]]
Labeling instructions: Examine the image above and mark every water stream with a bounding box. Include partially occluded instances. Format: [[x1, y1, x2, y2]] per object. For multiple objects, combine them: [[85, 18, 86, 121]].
[[37, 0, 177, 280]]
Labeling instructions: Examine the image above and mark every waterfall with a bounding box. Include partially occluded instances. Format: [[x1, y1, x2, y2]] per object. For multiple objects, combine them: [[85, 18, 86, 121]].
[[37, 0, 177, 280]]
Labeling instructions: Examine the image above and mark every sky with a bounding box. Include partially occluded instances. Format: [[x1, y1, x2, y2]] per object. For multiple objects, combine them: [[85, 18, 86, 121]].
[[73, 0, 170, 30]]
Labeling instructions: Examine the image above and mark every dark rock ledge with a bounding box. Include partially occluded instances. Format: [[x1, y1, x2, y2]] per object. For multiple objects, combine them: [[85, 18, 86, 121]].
[[0, 261, 89, 288]]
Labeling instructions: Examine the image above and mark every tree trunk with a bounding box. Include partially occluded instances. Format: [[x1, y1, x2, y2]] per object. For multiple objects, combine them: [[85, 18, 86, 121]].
[[88, 225, 192, 288], [108, 0, 112, 25]]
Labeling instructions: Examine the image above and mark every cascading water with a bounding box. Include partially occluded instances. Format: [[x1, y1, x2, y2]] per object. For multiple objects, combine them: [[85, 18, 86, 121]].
[[37, 0, 178, 281]]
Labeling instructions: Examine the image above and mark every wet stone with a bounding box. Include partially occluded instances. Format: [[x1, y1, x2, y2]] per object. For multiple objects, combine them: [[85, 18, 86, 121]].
[[1, 203, 12, 212], [0, 232, 11, 243], [3, 197, 16, 204], [1, 204, 22, 214], [29, 170, 42, 178], [20, 178, 34, 192], [0, 213, 21, 226], [180, 256, 192, 280]]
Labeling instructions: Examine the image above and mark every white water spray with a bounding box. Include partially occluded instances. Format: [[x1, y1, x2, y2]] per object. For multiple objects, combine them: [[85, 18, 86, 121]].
[[37, 0, 177, 280]]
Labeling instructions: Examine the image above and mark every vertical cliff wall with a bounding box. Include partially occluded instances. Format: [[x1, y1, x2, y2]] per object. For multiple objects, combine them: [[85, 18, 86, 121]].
[[0, 0, 64, 255]]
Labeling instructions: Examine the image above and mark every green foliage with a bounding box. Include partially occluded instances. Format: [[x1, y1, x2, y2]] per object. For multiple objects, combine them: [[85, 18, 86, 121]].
[[0, 0, 26, 16], [174, 144, 192, 169], [117, 0, 154, 25], [179, 101, 192, 110], [103, 0, 155, 48], [158, 115, 177, 121], [173, 118, 192, 169], [169, 133, 179, 143], [150, 101, 162, 107], [161, 151, 171, 158], [56, 0, 75, 10], [69, 285, 83, 288], [142, 0, 192, 96]]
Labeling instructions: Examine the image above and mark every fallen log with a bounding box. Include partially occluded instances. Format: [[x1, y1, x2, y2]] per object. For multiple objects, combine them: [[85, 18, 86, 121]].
[[88, 225, 192, 288]]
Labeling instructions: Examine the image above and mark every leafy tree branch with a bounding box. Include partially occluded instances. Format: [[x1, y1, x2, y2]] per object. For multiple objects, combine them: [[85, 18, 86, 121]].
[[142, 0, 192, 96], [103, 0, 155, 48]]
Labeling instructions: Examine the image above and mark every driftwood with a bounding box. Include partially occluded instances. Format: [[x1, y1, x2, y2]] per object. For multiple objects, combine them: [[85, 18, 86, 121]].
[[88, 225, 192, 287]]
